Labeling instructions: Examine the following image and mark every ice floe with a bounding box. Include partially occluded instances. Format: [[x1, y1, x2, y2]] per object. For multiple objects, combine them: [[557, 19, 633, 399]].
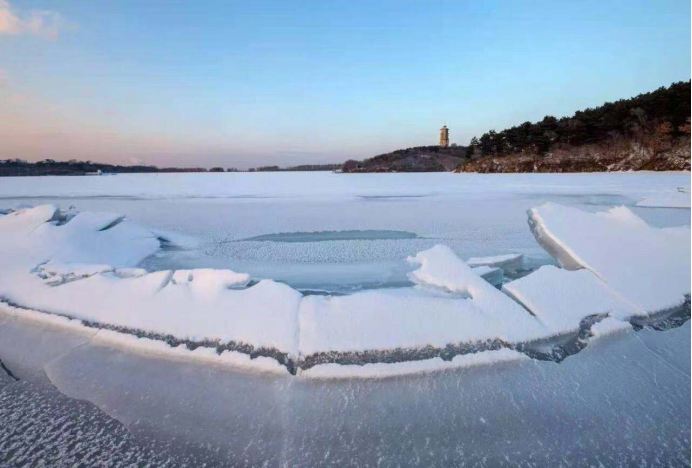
[[589, 317, 633, 338]]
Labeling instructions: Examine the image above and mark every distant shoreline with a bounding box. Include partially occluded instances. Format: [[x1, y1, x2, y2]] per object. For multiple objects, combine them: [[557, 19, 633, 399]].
[[0, 161, 340, 177]]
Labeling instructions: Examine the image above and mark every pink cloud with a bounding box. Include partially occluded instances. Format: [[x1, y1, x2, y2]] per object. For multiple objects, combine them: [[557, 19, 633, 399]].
[[0, 0, 67, 40]]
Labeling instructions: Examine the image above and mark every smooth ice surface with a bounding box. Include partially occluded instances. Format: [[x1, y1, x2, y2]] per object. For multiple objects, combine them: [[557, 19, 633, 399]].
[[529, 203, 691, 313], [503, 265, 637, 331], [28, 317, 690, 467]]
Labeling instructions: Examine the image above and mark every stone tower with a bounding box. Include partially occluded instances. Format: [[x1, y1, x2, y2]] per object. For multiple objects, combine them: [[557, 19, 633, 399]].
[[439, 125, 449, 148]]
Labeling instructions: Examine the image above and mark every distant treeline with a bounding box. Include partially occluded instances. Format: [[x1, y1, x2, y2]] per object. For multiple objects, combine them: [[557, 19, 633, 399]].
[[0, 159, 209, 177], [247, 164, 341, 172], [467, 81, 691, 158], [0, 159, 341, 177]]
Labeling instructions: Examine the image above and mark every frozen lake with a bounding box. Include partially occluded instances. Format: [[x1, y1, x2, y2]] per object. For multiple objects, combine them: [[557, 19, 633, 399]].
[[1, 172, 688, 293], [0, 171, 689, 466]]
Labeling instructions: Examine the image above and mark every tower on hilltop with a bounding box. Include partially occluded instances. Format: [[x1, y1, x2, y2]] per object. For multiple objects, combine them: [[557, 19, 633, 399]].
[[439, 126, 449, 148]]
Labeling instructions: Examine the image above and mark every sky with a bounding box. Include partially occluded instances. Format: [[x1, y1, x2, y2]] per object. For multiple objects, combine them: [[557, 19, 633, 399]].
[[0, 0, 690, 169]]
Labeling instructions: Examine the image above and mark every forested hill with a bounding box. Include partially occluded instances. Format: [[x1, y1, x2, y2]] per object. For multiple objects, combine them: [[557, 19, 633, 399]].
[[341, 145, 468, 173], [458, 81, 691, 173]]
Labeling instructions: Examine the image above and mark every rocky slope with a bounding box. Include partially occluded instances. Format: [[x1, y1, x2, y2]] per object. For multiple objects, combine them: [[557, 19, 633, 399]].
[[457, 137, 690, 173]]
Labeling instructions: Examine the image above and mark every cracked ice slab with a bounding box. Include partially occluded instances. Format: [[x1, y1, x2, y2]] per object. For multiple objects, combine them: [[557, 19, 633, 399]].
[[0, 207, 301, 356], [502, 265, 637, 332], [0, 205, 160, 271], [467, 253, 523, 270], [528, 203, 691, 313], [6, 273, 302, 355], [299, 246, 546, 356]]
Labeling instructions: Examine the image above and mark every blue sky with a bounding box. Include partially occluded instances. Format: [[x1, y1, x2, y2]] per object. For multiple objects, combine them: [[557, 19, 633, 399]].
[[0, 0, 689, 168]]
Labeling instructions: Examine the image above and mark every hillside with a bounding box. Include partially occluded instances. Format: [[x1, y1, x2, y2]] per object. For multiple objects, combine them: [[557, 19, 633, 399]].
[[457, 81, 691, 173], [341, 146, 468, 173]]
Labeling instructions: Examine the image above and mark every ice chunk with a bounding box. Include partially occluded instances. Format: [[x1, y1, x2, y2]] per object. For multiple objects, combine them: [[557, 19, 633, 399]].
[[406, 246, 534, 326], [471, 266, 503, 285], [37, 261, 115, 285], [0, 206, 160, 272], [528, 203, 690, 313], [0, 205, 59, 230], [113, 268, 148, 278], [589, 317, 632, 338], [467, 253, 523, 270], [170, 268, 251, 294], [60, 211, 124, 232], [502, 265, 637, 333]]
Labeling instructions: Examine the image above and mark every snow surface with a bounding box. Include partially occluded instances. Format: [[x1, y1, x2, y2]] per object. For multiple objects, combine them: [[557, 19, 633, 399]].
[[529, 203, 690, 313], [0, 171, 688, 201]]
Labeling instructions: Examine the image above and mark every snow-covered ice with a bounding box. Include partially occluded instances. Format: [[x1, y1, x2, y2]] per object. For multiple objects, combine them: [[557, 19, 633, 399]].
[[636, 187, 690, 208]]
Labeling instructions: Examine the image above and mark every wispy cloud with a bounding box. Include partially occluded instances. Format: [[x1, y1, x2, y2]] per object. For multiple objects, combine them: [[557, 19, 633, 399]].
[[0, 0, 68, 40]]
